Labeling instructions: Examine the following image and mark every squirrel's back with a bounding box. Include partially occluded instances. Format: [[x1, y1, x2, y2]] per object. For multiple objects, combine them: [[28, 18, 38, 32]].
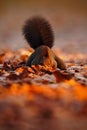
[[22, 16, 54, 49]]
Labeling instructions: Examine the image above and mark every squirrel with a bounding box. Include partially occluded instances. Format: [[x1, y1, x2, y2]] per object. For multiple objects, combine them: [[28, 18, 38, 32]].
[[22, 16, 66, 70]]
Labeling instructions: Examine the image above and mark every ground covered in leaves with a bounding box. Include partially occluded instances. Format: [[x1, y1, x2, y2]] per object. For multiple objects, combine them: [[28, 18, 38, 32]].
[[0, 48, 87, 130]]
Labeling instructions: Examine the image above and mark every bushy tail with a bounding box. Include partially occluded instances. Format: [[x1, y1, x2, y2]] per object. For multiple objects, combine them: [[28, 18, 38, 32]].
[[22, 16, 54, 49]]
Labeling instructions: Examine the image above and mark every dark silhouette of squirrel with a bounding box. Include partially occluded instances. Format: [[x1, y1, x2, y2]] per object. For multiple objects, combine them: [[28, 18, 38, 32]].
[[22, 16, 66, 70]]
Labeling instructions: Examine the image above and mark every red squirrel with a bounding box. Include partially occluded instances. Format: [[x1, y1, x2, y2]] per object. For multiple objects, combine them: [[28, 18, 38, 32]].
[[22, 16, 66, 70]]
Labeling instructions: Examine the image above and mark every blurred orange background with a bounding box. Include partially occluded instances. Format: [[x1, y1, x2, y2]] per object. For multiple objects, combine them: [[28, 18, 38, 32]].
[[0, 0, 87, 53]]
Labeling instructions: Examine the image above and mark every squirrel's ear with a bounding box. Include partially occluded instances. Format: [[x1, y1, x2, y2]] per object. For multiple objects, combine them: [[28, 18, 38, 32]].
[[22, 16, 54, 49]]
